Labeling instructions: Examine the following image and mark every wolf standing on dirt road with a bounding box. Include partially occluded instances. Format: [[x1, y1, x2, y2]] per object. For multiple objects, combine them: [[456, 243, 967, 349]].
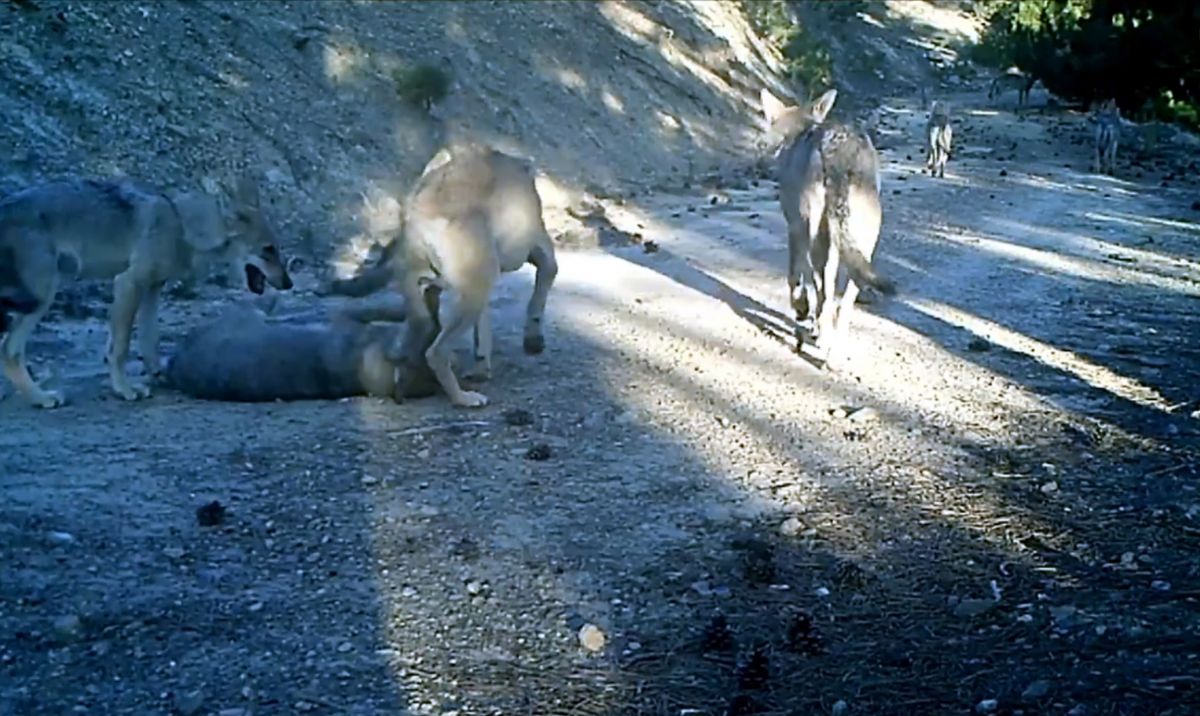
[[1090, 98, 1121, 175], [0, 175, 293, 408], [326, 143, 559, 409], [760, 87, 896, 366], [926, 100, 953, 178]]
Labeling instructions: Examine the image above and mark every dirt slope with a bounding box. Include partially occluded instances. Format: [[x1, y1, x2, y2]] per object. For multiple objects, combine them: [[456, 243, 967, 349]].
[[3, 2, 1200, 716]]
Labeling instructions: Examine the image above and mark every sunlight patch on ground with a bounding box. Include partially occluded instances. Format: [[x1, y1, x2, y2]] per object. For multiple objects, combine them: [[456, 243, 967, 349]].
[[884, 0, 982, 44], [1085, 210, 1200, 236], [905, 296, 1177, 412]]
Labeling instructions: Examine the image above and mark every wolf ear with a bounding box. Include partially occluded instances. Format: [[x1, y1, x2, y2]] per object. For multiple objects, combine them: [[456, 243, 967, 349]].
[[760, 88, 790, 124], [172, 193, 227, 253], [810, 89, 838, 123]]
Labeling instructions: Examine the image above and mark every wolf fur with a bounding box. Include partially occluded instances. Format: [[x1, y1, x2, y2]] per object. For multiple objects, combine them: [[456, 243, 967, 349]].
[[165, 280, 443, 403], [988, 69, 1036, 107], [1090, 98, 1121, 175], [926, 101, 953, 178], [761, 87, 895, 365], [327, 142, 558, 408], [0, 175, 293, 408]]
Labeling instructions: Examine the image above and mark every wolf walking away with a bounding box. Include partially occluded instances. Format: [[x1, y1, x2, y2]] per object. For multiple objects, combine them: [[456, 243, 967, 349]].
[[988, 68, 1035, 108], [165, 279, 444, 403], [926, 101, 953, 178], [329, 142, 558, 408], [1090, 98, 1121, 175], [0, 175, 293, 408], [761, 87, 895, 366]]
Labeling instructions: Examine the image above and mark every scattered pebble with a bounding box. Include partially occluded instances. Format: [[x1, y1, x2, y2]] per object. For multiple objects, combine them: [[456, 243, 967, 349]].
[[524, 443, 552, 461], [503, 408, 534, 426], [642, 240, 659, 253], [196, 500, 226, 527], [1040, 481, 1059, 494], [976, 699, 998, 713], [52, 614, 83, 642], [578, 623, 606, 652], [831, 700, 849, 716], [1021, 680, 1051, 701], [953, 598, 995, 618], [967, 336, 992, 352]]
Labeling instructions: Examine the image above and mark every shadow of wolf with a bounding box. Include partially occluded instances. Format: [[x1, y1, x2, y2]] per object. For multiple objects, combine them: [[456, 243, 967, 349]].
[[164, 280, 445, 403]]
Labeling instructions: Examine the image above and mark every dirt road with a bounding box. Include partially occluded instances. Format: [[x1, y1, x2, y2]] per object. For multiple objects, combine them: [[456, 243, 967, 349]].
[[3, 91, 1198, 715]]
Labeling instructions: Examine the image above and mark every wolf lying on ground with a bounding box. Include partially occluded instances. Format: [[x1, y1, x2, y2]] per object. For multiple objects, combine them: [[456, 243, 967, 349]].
[[926, 100, 953, 178], [327, 142, 558, 408], [1090, 98, 1121, 175], [0, 175, 293, 408], [761, 87, 896, 367], [165, 279, 444, 403]]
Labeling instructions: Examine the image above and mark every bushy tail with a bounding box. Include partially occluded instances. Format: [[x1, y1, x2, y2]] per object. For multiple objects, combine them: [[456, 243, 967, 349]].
[[825, 175, 895, 296]]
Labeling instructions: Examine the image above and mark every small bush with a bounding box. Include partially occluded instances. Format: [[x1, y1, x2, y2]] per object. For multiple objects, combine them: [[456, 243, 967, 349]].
[[393, 63, 451, 111], [742, 0, 833, 97]]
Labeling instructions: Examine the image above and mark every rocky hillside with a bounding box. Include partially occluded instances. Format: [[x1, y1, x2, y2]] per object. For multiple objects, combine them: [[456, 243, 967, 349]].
[[0, 0, 961, 270]]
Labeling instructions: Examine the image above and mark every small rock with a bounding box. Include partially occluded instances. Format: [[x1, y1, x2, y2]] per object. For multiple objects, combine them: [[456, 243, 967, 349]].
[[162, 546, 186, 560], [174, 690, 206, 716], [196, 500, 226, 527], [700, 613, 735, 653], [360, 474, 379, 486], [1151, 580, 1171, 591], [999, 169, 1008, 177], [524, 443, 552, 461], [503, 408, 534, 426], [831, 700, 849, 716], [967, 337, 992, 352], [1040, 481, 1059, 494], [47, 531, 75, 545], [779, 516, 804, 537], [953, 599, 995, 618], [52, 614, 83, 642], [218, 709, 248, 716], [1066, 705, 1087, 716], [578, 623, 606, 652], [642, 240, 659, 254], [847, 406, 878, 423], [1021, 680, 1051, 701], [814, 586, 831, 599], [976, 699, 998, 714], [337, 641, 354, 653]]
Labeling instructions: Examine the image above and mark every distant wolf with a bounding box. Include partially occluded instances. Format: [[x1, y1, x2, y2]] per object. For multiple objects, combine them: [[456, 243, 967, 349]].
[[0, 175, 293, 408], [988, 68, 1036, 107], [165, 279, 445, 403], [760, 87, 896, 366], [325, 142, 558, 408], [926, 100, 953, 178], [1090, 98, 1121, 175]]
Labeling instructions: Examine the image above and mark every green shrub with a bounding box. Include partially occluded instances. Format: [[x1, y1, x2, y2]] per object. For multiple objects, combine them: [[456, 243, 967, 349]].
[[393, 63, 451, 111], [742, 0, 834, 97]]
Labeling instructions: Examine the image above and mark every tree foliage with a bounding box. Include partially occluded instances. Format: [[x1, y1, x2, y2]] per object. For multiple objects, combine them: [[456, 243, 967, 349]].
[[974, 0, 1199, 128]]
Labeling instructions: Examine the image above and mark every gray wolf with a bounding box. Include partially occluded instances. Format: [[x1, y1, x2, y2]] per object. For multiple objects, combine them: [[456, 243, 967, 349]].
[[0, 175, 293, 408], [761, 87, 896, 366], [327, 143, 558, 408], [0, 244, 40, 332], [1090, 98, 1121, 175], [926, 101, 953, 178], [165, 279, 444, 403], [988, 68, 1036, 107]]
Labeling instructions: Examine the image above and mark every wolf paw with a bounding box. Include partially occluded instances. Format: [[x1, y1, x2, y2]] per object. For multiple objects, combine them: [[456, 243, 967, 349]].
[[113, 381, 152, 401], [452, 390, 489, 408], [523, 334, 545, 355], [31, 389, 66, 409]]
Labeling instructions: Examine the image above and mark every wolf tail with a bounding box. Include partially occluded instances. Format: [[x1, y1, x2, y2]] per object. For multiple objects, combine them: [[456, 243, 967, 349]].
[[825, 173, 895, 296]]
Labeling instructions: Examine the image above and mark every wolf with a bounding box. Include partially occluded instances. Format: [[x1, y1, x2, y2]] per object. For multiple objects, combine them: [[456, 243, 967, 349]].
[[1090, 98, 1121, 175], [327, 142, 558, 408], [165, 279, 444, 403], [0, 175, 293, 408], [0, 244, 40, 333], [926, 100, 953, 178], [988, 68, 1036, 107], [760, 87, 896, 366]]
